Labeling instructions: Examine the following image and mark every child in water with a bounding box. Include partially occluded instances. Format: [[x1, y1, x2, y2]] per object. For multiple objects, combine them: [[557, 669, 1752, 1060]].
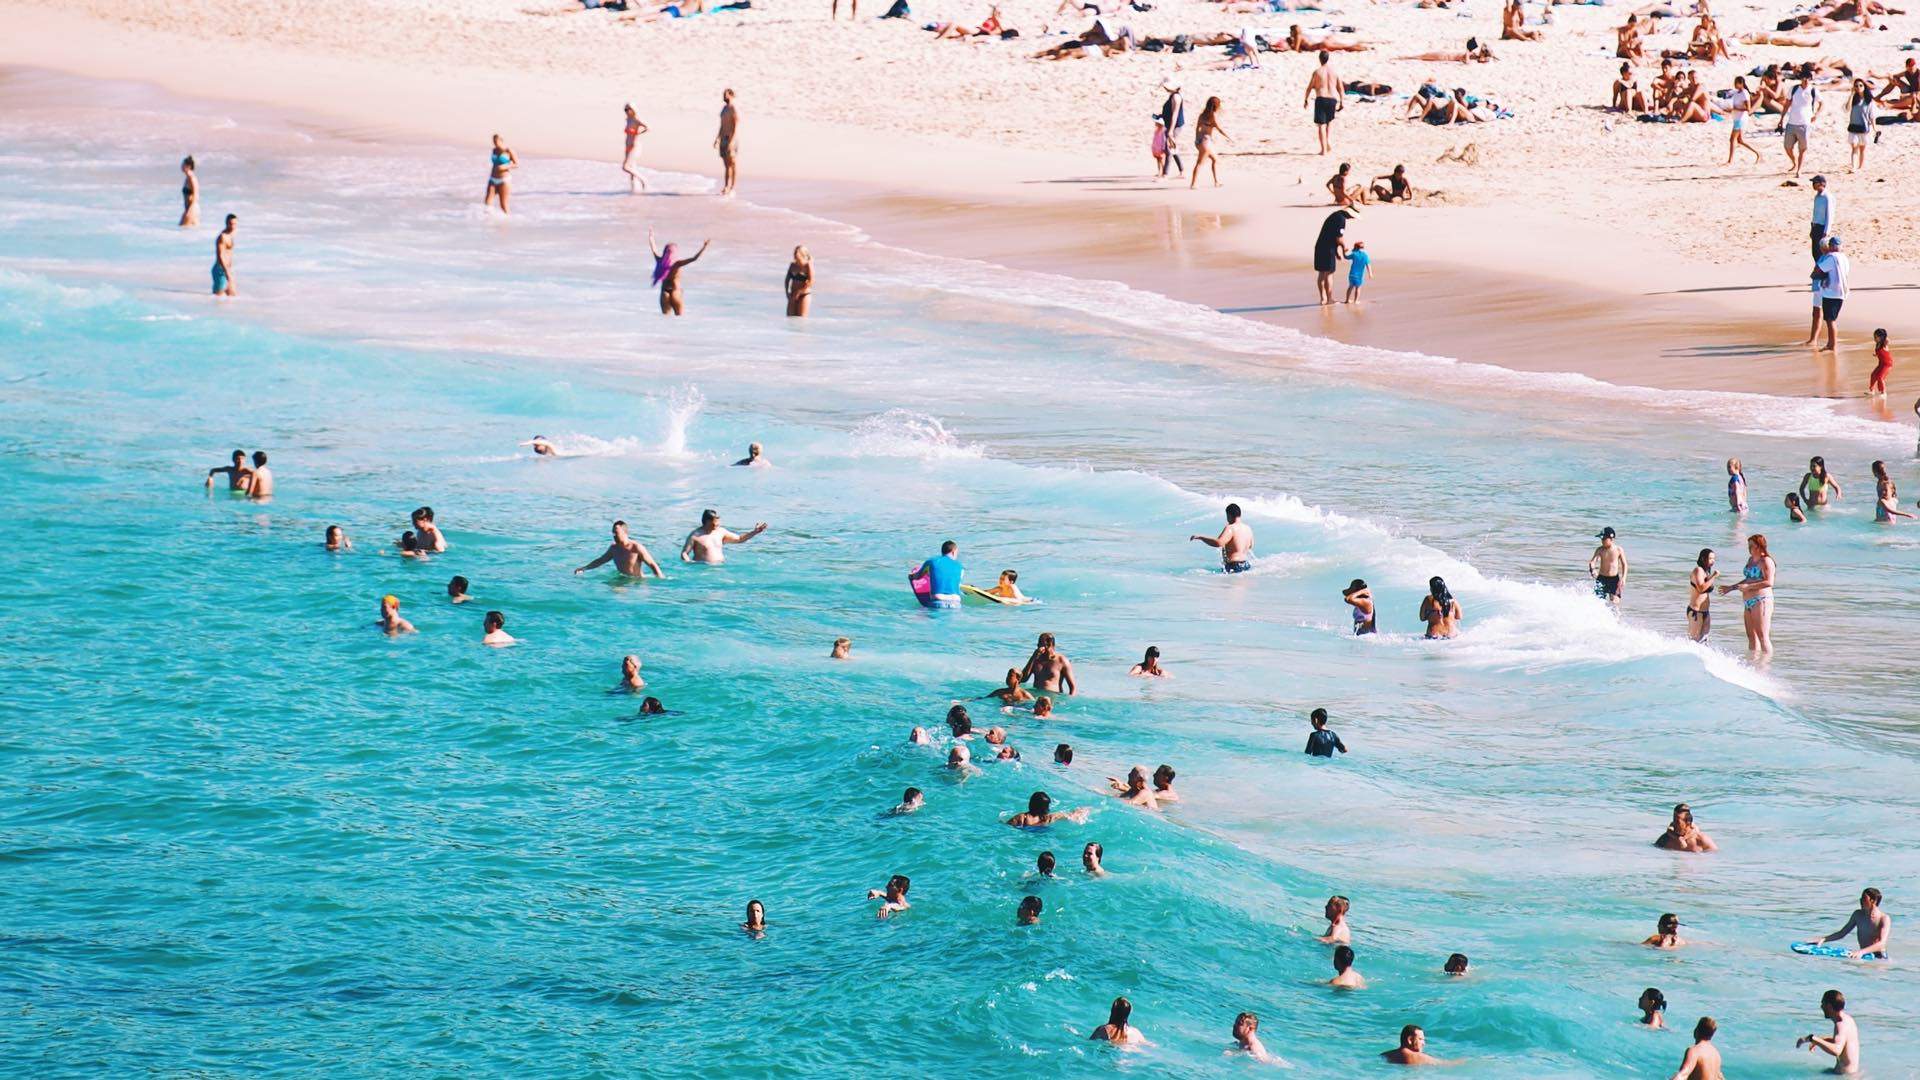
[[1785, 492, 1807, 523], [986, 569, 1029, 602]]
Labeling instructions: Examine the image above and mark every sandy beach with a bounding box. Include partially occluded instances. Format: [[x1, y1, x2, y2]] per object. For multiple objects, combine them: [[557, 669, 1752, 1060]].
[[4, 0, 1917, 403]]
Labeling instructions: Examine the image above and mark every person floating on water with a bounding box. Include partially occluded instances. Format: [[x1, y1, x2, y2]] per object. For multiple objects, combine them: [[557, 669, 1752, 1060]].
[[1796, 990, 1861, 1074], [1588, 526, 1628, 607], [985, 568, 1028, 602], [1803, 887, 1890, 959], [681, 509, 767, 564], [1306, 708, 1348, 757], [1190, 502, 1254, 572], [577, 519, 666, 578], [1021, 633, 1078, 696], [1444, 953, 1470, 976], [1420, 577, 1462, 639], [1686, 549, 1716, 641], [211, 214, 236, 297], [742, 899, 765, 936], [732, 442, 769, 467], [890, 787, 925, 815], [912, 539, 964, 607], [1006, 790, 1091, 827], [1343, 579, 1376, 634]]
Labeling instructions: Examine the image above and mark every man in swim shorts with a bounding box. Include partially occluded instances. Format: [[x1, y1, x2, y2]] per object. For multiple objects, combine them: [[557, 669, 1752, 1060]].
[[1304, 50, 1343, 154], [714, 89, 740, 196], [211, 214, 236, 296], [1795, 990, 1861, 1074], [1670, 1017, 1723, 1080], [732, 442, 768, 467], [576, 519, 666, 578], [1588, 526, 1629, 606], [1191, 502, 1255, 571], [1804, 887, 1890, 958], [681, 508, 767, 564]]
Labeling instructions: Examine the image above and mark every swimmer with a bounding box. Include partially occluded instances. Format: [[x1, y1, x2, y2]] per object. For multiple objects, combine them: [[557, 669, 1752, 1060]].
[[1320, 895, 1352, 944], [947, 705, 975, 739], [1018, 895, 1044, 925], [247, 452, 273, 499], [983, 726, 1009, 747], [411, 507, 447, 552], [784, 247, 812, 317], [1343, 579, 1376, 634], [990, 668, 1036, 704], [889, 787, 925, 815], [448, 576, 470, 603], [521, 436, 557, 457], [621, 104, 649, 193], [648, 228, 712, 316], [732, 442, 769, 467], [1726, 458, 1748, 512], [985, 569, 1029, 602], [831, 636, 852, 660], [1444, 953, 1470, 976], [324, 525, 351, 551], [1129, 646, 1169, 678], [618, 654, 646, 691], [178, 155, 199, 228], [638, 696, 666, 715], [481, 610, 516, 647], [743, 898, 765, 935], [1799, 455, 1843, 508], [1020, 633, 1078, 696], [1643, 912, 1687, 948], [866, 874, 911, 918], [1330, 944, 1367, 989], [1231, 1012, 1279, 1064], [397, 532, 428, 559], [909, 726, 932, 745], [996, 744, 1020, 761], [1655, 802, 1717, 852], [1082, 841, 1107, 876], [1306, 708, 1348, 757], [1588, 526, 1628, 607], [205, 449, 253, 492], [1151, 765, 1179, 802], [1803, 887, 1890, 958], [1796, 990, 1860, 1073], [1785, 492, 1807, 523], [1191, 502, 1255, 571], [947, 744, 979, 775], [1054, 743, 1073, 765], [1033, 696, 1055, 720], [1036, 851, 1057, 877], [483, 134, 517, 213], [1108, 766, 1161, 810], [211, 214, 236, 296], [1089, 997, 1146, 1046], [681, 509, 766, 564], [1686, 549, 1716, 642], [1381, 1025, 1448, 1065], [1640, 987, 1667, 1028], [1420, 577, 1462, 638], [576, 519, 666, 578], [1872, 461, 1914, 522], [377, 594, 416, 636], [1670, 1018, 1722, 1080]]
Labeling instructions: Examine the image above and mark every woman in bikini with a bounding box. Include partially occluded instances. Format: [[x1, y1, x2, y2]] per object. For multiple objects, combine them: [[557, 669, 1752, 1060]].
[[1613, 62, 1649, 111], [1686, 548, 1716, 641], [1798, 455, 1841, 508], [178, 155, 199, 228], [648, 228, 711, 315], [621, 105, 649, 193], [1419, 576, 1462, 638], [1718, 532, 1775, 653], [1189, 96, 1229, 189], [484, 134, 518, 214], [784, 245, 813, 316]]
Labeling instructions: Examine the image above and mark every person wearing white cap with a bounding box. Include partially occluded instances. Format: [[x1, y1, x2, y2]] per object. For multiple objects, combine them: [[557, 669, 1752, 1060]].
[[1814, 234, 1850, 352]]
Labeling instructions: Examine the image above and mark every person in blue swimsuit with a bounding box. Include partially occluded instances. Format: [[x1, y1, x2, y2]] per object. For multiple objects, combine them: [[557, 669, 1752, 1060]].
[[914, 540, 964, 607], [484, 134, 518, 214]]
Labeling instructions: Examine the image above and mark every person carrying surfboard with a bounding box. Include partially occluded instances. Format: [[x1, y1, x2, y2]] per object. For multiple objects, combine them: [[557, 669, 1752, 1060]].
[[1803, 888, 1891, 959]]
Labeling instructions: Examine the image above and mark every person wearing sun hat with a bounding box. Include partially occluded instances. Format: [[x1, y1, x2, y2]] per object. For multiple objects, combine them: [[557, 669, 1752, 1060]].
[[1312, 202, 1360, 305]]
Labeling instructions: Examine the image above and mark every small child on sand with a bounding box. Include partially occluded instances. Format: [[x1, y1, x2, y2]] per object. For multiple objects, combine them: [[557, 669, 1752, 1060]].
[[1344, 241, 1372, 303]]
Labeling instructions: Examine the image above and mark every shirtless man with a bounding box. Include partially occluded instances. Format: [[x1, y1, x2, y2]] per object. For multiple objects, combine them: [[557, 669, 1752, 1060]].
[[1382, 1025, 1446, 1065], [204, 449, 253, 492], [680, 508, 767, 564], [1588, 526, 1629, 607], [247, 451, 273, 498], [732, 442, 768, 467], [1020, 632, 1078, 695], [1804, 888, 1891, 958], [1670, 1017, 1723, 1080], [481, 610, 516, 646], [1330, 945, 1367, 988], [211, 214, 236, 296], [866, 874, 911, 918], [1230, 1013, 1278, 1063], [1797, 990, 1861, 1073], [1304, 51, 1343, 154], [411, 506, 447, 552], [714, 89, 740, 196], [575, 519, 665, 578], [377, 594, 415, 636], [1190, 502, 1255, 571]]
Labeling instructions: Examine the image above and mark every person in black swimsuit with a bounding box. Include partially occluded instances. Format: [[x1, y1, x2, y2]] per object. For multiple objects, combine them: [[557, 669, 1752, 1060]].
[[1313, 206, 1359, 304], [1369, 164, 1412, 203]]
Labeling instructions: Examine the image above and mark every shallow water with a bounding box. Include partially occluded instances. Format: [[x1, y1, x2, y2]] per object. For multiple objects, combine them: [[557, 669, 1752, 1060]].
[[3, 69, 1919, 1077]]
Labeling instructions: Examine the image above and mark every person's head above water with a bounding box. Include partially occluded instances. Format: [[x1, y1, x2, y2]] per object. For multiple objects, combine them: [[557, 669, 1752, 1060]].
[[999, 569, 1018, 584], [1640, 987, 1667, 1015], [1054, 742, 1072, 765], [1429, 576, 1453, 604], [1034, 696, 1054, 718], [252, 451, 268, 467], [746, 442, 762, 459], [1225, 502, 1242, 522], [1153, 764, 1175, 790], [1445, 953, 1470, 975], [1344, 578, 1368, 596], [1311, 707, 1330, 730], [947, 744, 971, 767], [1693, 1016, 1717, 1042], [1822, 989, 1846, 1018], [1399, 1025, 1424, 1052], [1025, 791, 1053, 817], [484, 610, 506, 633], [702, 508, 719, 526], [449, 575, 469, 597], [1018, 895, 1043, 925], [1141, 645, 1160, 665], [947, 705, 973, 735], [1038, 850, 1056, 874], [1696, 549, 1714, 571], [1333, 945, 1355, 973]]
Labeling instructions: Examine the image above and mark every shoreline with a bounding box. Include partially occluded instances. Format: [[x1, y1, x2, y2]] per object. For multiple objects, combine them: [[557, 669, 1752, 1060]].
[[2, 3, 1915, 413]]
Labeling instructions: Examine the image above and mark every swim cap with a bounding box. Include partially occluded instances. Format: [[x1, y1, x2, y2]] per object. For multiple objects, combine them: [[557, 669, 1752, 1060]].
[[382, 594, 399, 607]]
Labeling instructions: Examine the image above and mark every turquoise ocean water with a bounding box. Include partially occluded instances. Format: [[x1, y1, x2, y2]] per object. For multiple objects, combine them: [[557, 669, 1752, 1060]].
[[3, 70, 1919, 1076]]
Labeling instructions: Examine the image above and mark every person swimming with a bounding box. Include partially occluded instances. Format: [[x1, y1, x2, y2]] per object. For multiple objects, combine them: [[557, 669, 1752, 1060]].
[[1319, 895, 1352, 943], [1643, 912, 1687, 948], [1035, 851, 1057, 877], [1053, 743, 1073, 765], [638, 696, 666, 715], [866, 874, 911, 918], [1082, 841, 1107, 876], [377, 594, 416, 635], [481, 609, 516, 646], [1088, 996, 1145, 1046], [447, 575, 470, 603], [742, 898, 765, 935], [947, 705, 975, 739], [1444, 953, 1470, 976], [1033, 696, 1055, 720], [1343, 579, 1376, 634], [889, 787, 925, 815], [831, 636, 852, 659], [1128, 646, 1168, 677], [1017, 895, 1044, 925], [1639, 987, 1667, 1027], [324, 525, 350, 551]]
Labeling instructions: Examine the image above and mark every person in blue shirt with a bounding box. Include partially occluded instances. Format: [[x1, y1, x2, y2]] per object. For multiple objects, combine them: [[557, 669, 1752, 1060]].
[[1343, 241, 1371, 304], [1305, 708, 1348, 757], [914, 539, 964, 607]]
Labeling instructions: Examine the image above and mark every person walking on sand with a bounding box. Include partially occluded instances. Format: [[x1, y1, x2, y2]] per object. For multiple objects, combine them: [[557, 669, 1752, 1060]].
[[1686, 548, 1717, 641], [1718, 532, 1775, 653], [1313, 206, 1359, 304], [1344, 241, 1371, 303], [1671, 1017, 1724, 1080], [1868, 328, 1894, 396], [1814, 236, 1849, 352], [785, 246, 813, 316], [211, 214, 236, 296], [833, 0, 856, 19], [1784, 73, 1820, 178], [715, 89, 741, 196], [1796, 990, 1861, 1074], [1588, 526, 1629, 608], [178, 155, 199, 227], [1724, 77, 1763, 164], [621, 104, 649, 193], [484, 134, 517, 213], [1189, 97, 1230, 189], [649, 229, 711, 316], [1305, 51, 1342, 154], [1190, 501, 1254, 571], [1809, 175, 1836, 260], [1158, 82, 1186, 178]]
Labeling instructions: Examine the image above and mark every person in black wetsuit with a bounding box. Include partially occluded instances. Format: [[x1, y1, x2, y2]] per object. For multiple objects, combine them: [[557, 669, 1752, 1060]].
[[1314, 206, 1359, 304], [1305, 708, 1348, 757]]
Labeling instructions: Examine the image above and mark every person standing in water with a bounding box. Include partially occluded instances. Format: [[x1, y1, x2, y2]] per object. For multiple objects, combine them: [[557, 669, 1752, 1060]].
[[575, 519, 666, 578], [1022, 633, 1078, 696], [1803, 887, 1891, 959], [1305, 708, 1347, 757], [1588, 526, 1629, 608], [1089, 997, 1146, 1046], [1799, 456, 1842, 509], [1686, 549, 1717, 641], [247, 451, 273, 499], [1670, 1017, 1723, 1080], [1381, 1025, 1447, 1066], [211, 214, 236, 296], [1726, 458, 1748, 513], [784, 246, 813, 316], [649, 229, 711, 316], [1190, 502, 1254, 571], [178, 155, 199, 227], [205, 448, 252, 492], [1313, 206, 1359, 305], [621, 104, 649, 193], [1343, 241, 1372, 303], [1420, 577, 1462, 639], [1872, 461, 1915, 522], [1797, 990, 1861, 1074], [1343, 579, 1376, 634], [733, 443, 769, 467], [484, 134, 517, 213], [714, 89, 741, 196], [680, 508, 767, 564], [378, 594, 416, 635]]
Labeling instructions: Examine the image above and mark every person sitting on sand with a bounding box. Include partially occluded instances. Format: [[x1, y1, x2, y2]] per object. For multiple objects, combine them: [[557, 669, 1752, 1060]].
[[1401, 38, 1496, 62], [1613, 62, 1650, 111], [1369, 165, 1413, 203], [1643, 912, 1688, 948], [1688, 13, 1733, 60], [1673, 71, 1713, 122], [1502, 0, 1543, 41], [990, 668, 1036, 704], [1655, 802, 1718, 851], [1007, 790, 1092, 827], [1327, 162, 1367, 206], [985, 568, 1029, 601], [1873, 57, 1920, 117], [1108, 766, 1161, 809], [1753, 64, 1788, 114]]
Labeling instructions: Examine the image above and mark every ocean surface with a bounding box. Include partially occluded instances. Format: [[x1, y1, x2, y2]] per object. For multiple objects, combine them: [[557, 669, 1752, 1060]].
[[3, 68, 1919, 1077]]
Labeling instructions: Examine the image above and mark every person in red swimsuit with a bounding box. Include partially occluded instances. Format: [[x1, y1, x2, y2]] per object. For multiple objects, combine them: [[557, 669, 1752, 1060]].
[[1868, 327, 1893, 396]]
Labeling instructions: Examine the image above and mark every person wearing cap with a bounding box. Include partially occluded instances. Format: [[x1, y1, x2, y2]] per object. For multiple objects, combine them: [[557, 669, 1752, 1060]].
[[1809, 175, 1836, 260], [1814, 235, 1850, 352], [1312, 205, 1360, 305], [1588, 527, 1629, 608]]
